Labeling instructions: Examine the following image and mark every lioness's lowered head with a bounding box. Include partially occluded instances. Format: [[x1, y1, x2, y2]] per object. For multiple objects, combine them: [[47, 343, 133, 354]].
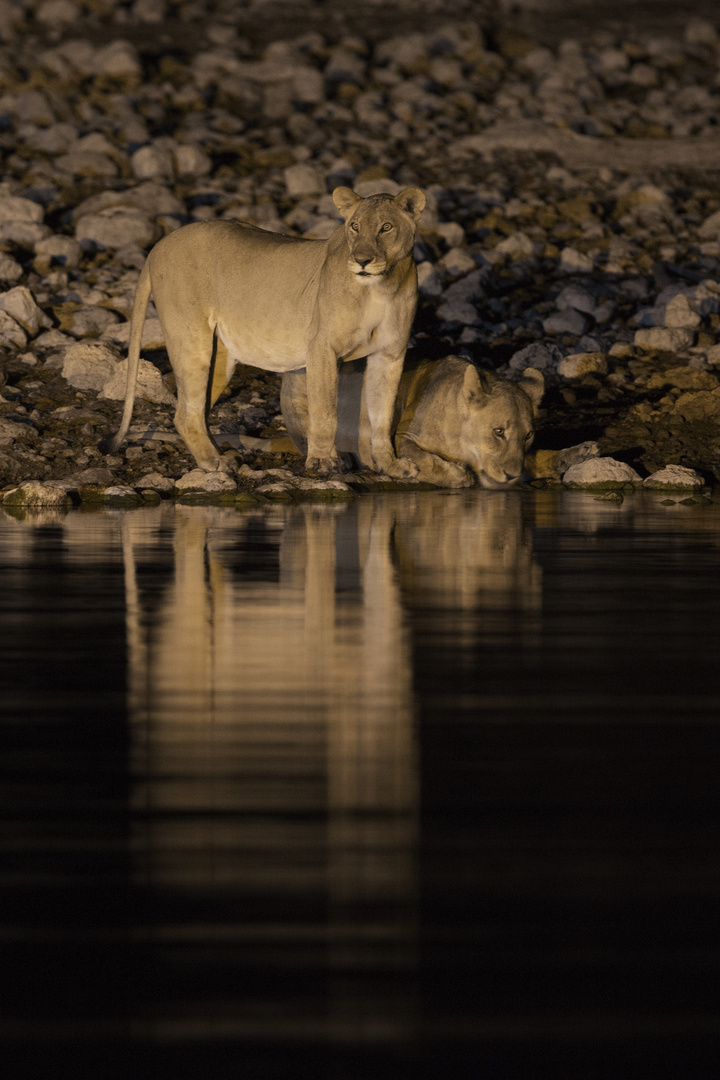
[[394, 356, 544, 489], [332, 186, 426, 280]]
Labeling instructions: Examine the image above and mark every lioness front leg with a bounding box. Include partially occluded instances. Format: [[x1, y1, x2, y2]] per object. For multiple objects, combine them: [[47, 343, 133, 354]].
[[364, 353, 418, 479], [305, 348, 341, 477], [398, 440, 475, 488]]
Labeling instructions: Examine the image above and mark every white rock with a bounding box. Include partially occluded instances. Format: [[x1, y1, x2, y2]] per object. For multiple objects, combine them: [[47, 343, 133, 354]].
[[173, 144, 212, 178], [634, 327, 695, 352], [91, 41, 142, 80], [664, 293, 702, 329], [555, 284, 596, 314], [560, 247, 594, 273], [34, 235, 82, 269], [101, 318, 165, 350], [0, 253, 23, 283], [643, 465, 704, 489], [0, 287, 51, 335], [284, 162, 324, 198], [563, 457, 642, 486], [698, 209, 720, 239], [55, 151, 118, 178], [495, 231, 534, 259], [0, 417, 31, 446], [75, 207, 158, 250], [67, 307, 120, 339], [136, 471, 175, 492], [0, 311, 27, 348], [99, 358, 175, 404], [175, 469, 237, 492], [0, 480, 71, 506], [131, 144, 175, 183], [438, 248, 476, 276], [0, 194, 44, 224], [557, 352, 607, 379], [62, 342, 118, 390]]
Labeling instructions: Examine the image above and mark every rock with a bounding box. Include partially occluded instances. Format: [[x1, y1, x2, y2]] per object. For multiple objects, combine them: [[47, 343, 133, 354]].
[[560, 247, 594, 272], [62, 342, 119, 390], [99, 358, 175, 405], [555, 284, 596, 314], [0, 193, 44, 225], [557, 352, 607, 379], [0, 311, 27, 349], [0, 418, 33, 447], [0, 287, 51, 335], [98, 485, 143, 506], [67, 307, 120, 339], [557, 441, 600, 475], [634, 327, 695, 352], [101, 318, 165, 350], [672, 388, 720, 422], [417, 261, 443, 296], [70, 467, 115, 485], [543, 309, 588, 336], [284, 162, 324, 197], [646, 366, 718, 391], [175, 469, 237, 493], [1, 480, 71, 507], [34, 235, 82, 270], [135, 471, 175, 493], [664, 293, 702, 329], [507, 342, 562, 373], [438, 248, 476, 275], [75, 207, 159, 250], [131, 144, 175, 183], [173, 144, 212, 179], [563, 457, 642, 486], [495, 231, 534, 259], [698, 209, 720, 239], [643, 465, 704, 490], [55, 151, 119, 178], [0, 254, 23, 283]]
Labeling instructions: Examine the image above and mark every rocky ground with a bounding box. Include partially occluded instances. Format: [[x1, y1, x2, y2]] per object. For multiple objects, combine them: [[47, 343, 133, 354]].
[[1, 0, 720, 507]]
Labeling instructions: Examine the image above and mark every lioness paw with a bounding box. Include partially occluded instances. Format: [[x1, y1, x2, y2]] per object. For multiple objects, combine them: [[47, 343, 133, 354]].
[[376, 455, 419, 480], [305, 455, 341, 478]]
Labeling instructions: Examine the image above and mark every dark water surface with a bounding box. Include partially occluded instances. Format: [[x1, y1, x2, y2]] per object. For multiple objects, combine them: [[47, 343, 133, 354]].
[[1, 491, 719, 1079]]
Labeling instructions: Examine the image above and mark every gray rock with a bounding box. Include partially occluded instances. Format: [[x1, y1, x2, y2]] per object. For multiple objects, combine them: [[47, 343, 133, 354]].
[[507, 342, 563, 373], [67, 307, 120, 339], [643, 465, 704, 489], [0, 254, 23, 283], [563, 457, 642, 486], [175, 469, 237, 493], [0, 417, 33, 446], [34, 235, 82, 270], [75, 207, 159, 250], [1, 480, 71, 507], [634, 327, 695, 352], [99, 358, 175, 405], [0, 311, 27, 349], [136, 471, 175, 492], [555, 284, 596, 314], [0, 287, 51, 335], [557, 441, 600, 475], [543, 309, 588, 336], [557, 352, 607, 379], [62, 342, 119, 390]]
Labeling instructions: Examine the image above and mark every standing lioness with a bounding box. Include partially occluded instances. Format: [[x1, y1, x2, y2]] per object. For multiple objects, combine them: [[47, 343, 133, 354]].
[[101, 186, 425, 477]]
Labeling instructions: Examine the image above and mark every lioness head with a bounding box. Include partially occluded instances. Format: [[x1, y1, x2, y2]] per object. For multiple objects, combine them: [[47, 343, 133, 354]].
[[332, 186, 426, 281], [462, 365, 544, 488]]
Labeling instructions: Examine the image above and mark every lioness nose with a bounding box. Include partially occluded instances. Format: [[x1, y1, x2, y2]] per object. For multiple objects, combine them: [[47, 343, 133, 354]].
[[356, 257, 372, 268]]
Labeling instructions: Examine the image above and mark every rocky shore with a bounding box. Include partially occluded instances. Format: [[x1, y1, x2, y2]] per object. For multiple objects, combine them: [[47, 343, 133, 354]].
[[1, 0, 720, 507]]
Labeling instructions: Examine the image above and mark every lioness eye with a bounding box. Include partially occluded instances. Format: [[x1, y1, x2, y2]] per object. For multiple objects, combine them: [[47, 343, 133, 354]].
[[381, 222, 393, 232], [525, 431, 533, 442], [350, 221, 359, 232], [494, 427, 505, 438]]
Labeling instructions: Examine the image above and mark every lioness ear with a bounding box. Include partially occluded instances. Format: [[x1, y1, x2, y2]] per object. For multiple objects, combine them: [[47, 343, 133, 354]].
[[394, 187, 426, 222], [463, 363, 489, 404], [518, 367, 545, 410], [333, 186, 362, 220]]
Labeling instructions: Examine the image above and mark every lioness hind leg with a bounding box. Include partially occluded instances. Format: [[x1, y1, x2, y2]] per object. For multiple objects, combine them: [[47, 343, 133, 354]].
[[209, 337, 234, 408], [166, 333, 221, 471]]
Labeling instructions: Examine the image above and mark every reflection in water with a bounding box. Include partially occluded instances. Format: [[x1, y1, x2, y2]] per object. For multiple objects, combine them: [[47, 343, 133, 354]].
[[3, 491, 720, 1078]]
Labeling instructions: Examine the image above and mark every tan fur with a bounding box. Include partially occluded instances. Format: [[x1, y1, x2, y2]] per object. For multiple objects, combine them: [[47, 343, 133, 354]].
[[282, 355, 544, 488], [100, 186, 425, 477]]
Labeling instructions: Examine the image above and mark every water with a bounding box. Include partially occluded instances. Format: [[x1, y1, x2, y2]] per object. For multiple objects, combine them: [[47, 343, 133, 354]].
[[1, 491, 719, 1080]]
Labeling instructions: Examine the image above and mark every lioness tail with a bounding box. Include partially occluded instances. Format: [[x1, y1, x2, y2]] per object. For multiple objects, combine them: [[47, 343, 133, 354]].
[[98, 258, 152, 455]]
